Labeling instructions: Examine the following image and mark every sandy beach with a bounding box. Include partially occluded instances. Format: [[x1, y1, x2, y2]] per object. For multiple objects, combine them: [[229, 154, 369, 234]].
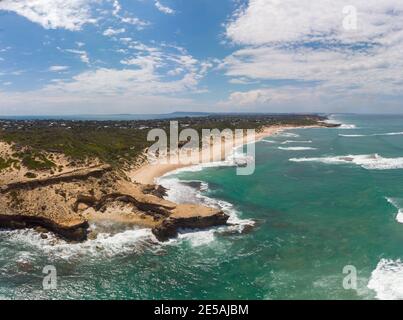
[[129, 125, 314, 185]]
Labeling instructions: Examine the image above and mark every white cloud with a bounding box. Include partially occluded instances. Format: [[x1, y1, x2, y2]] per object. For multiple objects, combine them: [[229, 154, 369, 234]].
[[112, 0, 121, 16], [111, 0, 149, 29], [119, 37, 132, 43], [226, 0, 403, 45], [222, 44, 403, 95], [44, 67, 199, 95], [0, 89, 196, 115], [167, 67, 184, 76], [65, 49, 90, 64], [120, 16, 149, 29], [155, 1, 175, 15], [0, 0, 96, 31], [219, 86, 320, 108], [48, 65, 70, 72], [0, 35, 217, 113], [0, 43, 213, 114], [228, 77, 259, 85], [0, 0, 149, 32], [118, 40, 213, 87], [103, 27, 125, 36], [0, 47, 12, 53], [0, 67, 200, 114], [221, 0, 403, 110]]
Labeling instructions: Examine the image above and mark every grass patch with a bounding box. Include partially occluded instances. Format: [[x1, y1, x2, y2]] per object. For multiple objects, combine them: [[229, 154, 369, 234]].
[[24, 172, 38, 179], [18, 152, 56, 171], [0, 157, 16, 171]]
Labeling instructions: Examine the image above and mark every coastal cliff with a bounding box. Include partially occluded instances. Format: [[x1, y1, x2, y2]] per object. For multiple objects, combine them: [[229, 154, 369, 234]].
[[0, 161, 228, 241]]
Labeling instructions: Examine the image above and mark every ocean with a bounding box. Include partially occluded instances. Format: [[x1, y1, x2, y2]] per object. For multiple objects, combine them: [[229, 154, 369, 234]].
[[2, 114, 403, 299]]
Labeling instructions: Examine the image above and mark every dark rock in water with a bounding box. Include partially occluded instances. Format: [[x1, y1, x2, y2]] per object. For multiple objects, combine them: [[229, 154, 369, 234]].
[[234, 158, 250, 168], [152, 220, 178, 241], [17, 261, 34, 272], [152, 211, 229, 242], [322, 123, 341, 128], [182, 181, 203, 189], [220, 224, 255, 237], [40, 233, 48, 239], [0, 214, 89, 242], [240, 223, 255, 234]]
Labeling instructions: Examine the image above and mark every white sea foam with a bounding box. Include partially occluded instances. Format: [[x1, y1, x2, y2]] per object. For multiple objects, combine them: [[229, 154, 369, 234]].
[[15, 251, 36, 264], [278, 147, 317, 151], [280, 140, 312, 144], [155, 143, 254, 177], [1, 227, 157, 260], [277, 132, 300, 138], [339, 134, 367, 137], [156, 173, 255, 246], [323, 116, 357, 129], [290, 154, 403, 170], [385, 197, 403, 223], [338, 124, 357, 129], [381, 132, 403, 136], [368, 259, 403, 300], [339, 131, 403, 138], [177, 230, 216, 247]]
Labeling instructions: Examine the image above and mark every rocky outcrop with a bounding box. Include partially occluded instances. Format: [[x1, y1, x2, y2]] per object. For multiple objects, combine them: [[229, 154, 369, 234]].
[[0, 164, 229, 242], [321, 123, 341, 128], [0, 214, 88, 241], [141, 184, 168, 198], [152, 211, 229, 241]]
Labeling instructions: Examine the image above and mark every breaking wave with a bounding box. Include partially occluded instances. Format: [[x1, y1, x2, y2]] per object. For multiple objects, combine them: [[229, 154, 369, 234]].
[[277, 132, 300, 138], [261, 139, 313, 145], [339, 132, 403, 138], [290, 154, 403, 170], [0, 227, 157, 261], [385, 197, 403, 223], [156, 173, 255, 246], [338, 124, 357, 129], [280, 140, 312, 144], [278, 147, 317, 151], [368, 259, 403, 300]]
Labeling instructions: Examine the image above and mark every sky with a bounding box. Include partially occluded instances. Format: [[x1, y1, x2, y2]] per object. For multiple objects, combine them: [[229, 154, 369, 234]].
[[0, 0, 402, 115]]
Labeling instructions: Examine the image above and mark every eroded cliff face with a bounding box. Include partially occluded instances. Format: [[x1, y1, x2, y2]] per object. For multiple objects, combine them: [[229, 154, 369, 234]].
[[0, 164, 228, 241]]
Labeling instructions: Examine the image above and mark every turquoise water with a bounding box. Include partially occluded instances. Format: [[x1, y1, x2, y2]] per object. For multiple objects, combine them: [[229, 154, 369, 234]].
[[2, 114, 403, 299]]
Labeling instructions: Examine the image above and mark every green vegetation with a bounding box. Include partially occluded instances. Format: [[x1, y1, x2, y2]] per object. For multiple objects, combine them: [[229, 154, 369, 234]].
[[24, 172, 38, 179], [0, 157, 17, 171], [0, 115, 326, 169], [20, 152, 56, 171], [1, 127, 149, 167]]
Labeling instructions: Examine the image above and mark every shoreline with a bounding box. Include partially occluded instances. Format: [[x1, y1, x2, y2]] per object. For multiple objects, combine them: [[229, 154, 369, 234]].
[[129, 125, 319, 185], [0, 122, 326, 242]]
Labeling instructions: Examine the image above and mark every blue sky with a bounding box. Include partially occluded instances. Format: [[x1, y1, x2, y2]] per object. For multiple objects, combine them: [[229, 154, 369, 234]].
[[0, 0, 402, 115]]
